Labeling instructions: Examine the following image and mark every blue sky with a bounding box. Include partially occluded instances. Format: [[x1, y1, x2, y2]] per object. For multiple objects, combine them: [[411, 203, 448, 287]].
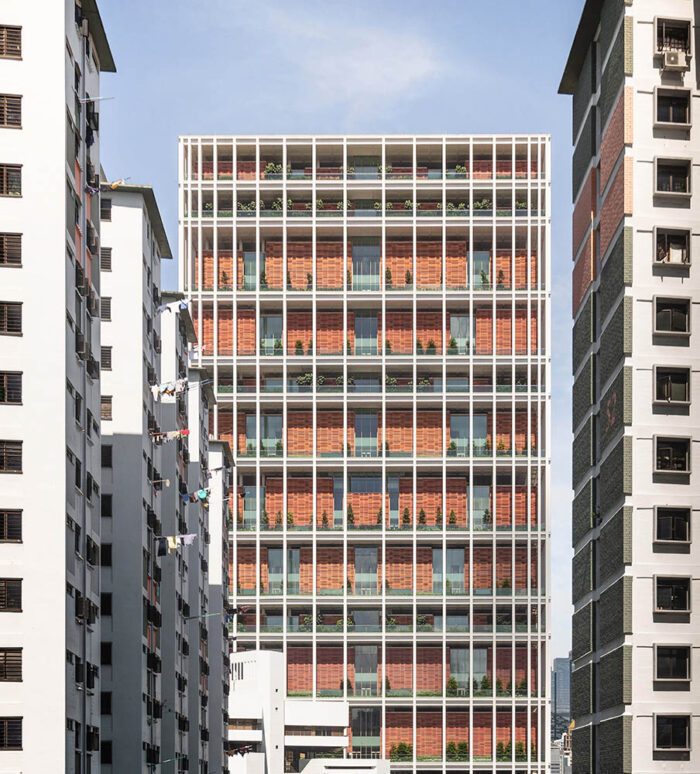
[[98, 0, 585, 660]]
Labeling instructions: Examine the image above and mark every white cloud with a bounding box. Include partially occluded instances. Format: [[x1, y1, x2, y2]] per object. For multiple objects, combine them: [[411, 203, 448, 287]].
[[239, 5, 448, 113]]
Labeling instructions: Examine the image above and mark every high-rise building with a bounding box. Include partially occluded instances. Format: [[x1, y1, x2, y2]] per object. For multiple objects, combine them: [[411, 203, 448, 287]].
[[0, 1, 113, 770], [550, 657, 571, 741], [98, 184, 171, 770], [180, 134, 551, 770], [561, 1, 700, 770]]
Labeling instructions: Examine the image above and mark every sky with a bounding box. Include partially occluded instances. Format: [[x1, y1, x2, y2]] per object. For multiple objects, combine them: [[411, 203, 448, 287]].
[[98, 0, 585, 662]]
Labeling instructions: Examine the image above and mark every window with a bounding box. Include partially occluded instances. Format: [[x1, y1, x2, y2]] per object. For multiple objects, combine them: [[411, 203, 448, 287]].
[[100, 247, 112, 271], [655, 576, 691, 612], [656, 18, 691, 54], [655, 228, 690, 264], [74, 392, 82, 424], [655, 715, 690, 751], [100, 543, 112, 567], [0, 27, 21, 59], [0, 233, 21, 266], [0, 441, 21, 473], [656, 160, 691, 196], [0, 718, 22, 750], [656, 507, 691, 543], [100, 691, 111, 715], [101, 740, 112, 764], [100, 346, 112, 371], [0, 165, 21, 197], [655, 646, 690, 681], [655, 437, 691, 473], [100, 592, 112, 616], [0, 95, 20, 128], [100, 642, 112, 665], [0, 649, 21, 681], [654, 298, 690, 335], [101, 445, 112, 468], [656, 89, 691, 126], [0, 302, 21, 334], [0, 372, 21, 404], [0, 510, 21, 542], [100, 198, 111, 221], [101, 494, 112, 518], [100, 297, 111, 321], [655, 367, 690, 403], [100, 396, 112, 421], [0, 579, 21, 611]]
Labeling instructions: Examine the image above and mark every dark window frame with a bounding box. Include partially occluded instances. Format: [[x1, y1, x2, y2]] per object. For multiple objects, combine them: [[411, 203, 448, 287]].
[[654, 297, 691, 336], [655, 506, 691, 543], [0, 372, 21, 404], [655, 159, 692, 195], [655, 88, 691, 126], [100, 247, 112, 271], [100, 198, 112, 221], [0, 95, 21, 129], [0, 164, 21, 197], [654, 366, 690, 404], [0, 441, 22, 473], [0, 302, 22, 335], [0, 510, 21, 543], [100, 395, 112, 421], [100, 297, 111, 321], [0, 648, 21, 681], [100, 346, 112, 371], [655, 714, 691, 751], [0, 233, 21, 266], [0, 579, 22, 612], [655, 227, 690, 265], [0, 26, 21, 60], [654, 645, 691, 681], [0, 716, 22, 750], [655, 436, 691, 474], [656, 18, 692, 54], [655, 576, 691, 613]]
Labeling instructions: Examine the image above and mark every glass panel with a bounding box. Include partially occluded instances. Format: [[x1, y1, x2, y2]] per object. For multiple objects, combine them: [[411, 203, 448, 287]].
[[432, 548, 443, 592], [245, 415, 257, 452], [473, 647, 490, 693], [449, 414, 469, 455], [354, 645, 378, 696], [471, 251, 491, 288], [268, 548, 283, 594], [260, 315, 282, 354], [242, 252, 257, 290], [351, 609, 380, 632], [352, 241, 381, 290], [351, 708, 381, 755], [261, 415, 283, 455], [449, 648, 470, 692], [354, 312, 378, 355], [388, 476, 399, 527], [449, 315, 470, 353], [354, 412, 378, 457], [472, 414, 488, 452], [472, 484, 492, 529], [333, 476, 344, 527], [355, 547, 378, 594], [242, 485, 257, 528], [287, 548, 300, 593], [446, 548, 465, 593]]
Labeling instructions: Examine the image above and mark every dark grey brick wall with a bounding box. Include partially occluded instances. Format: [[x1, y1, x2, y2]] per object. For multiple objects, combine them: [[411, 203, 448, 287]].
[[572, 602, 593, 660], [599, 715, 632, 774], [599, 227, 633, 320], [573, 110, 595, 201], [572, 725, 592, 774], [573, 416, 594, 488], [573, 478, 594, 546], [573, 355, 594, 431], [599, 0, 625, 59], [573, 43, 594, 143], [600, 297, 632, 388], [599, 576, 632, 648], [573, 294, 595, 375], [600, 436, 632, 512], [572, 662, 593, 719], [599, 366, 632, 454], [573, 540, 593, 604], [599, 645, 632, 710], [599, 507, 632, 583]]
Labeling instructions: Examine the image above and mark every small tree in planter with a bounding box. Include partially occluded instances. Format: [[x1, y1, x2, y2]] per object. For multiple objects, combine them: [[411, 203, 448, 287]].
[[261, 510, 269, 528], [376, 507, 382, 526], [435, 506, 442, 526], [457, 741, 469, 761], [220, 270, 231, 289], [446, 741, 457, 761], [259, 269, 267, 288], [448, 440, 457, 456], [446, 676, 458, 696], [448, 336, 458, 354], [416, 338, 424, 354], [402, 507, 410, 526], [418, 508, 426, 525], [448, 508, 456, 525], [385, 267, 392, 287], [275, 511, 282, 528], [307, 272, 313, 290], [385, 339, 392, 354], [482, 508, 491, 526], [295, 339, 304, 355], [287, 270, 292, 288], [426, 339, 437, 354], [405, 269, 412, 286], [273, 338, 282, 354], [480, 268, 489, 287], [480, 674, 492, 693], [347, 504, 355, 526], [497, 268, 506, 288], [321, 510, 329, 528], [287, 511, 294, 527]]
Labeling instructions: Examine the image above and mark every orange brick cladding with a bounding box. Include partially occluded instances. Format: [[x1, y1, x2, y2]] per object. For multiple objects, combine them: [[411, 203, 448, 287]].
[[599, 156, 633, 259], [572, 231, 596, 316], [572, 167, 596, 256], [600, 87, 633, 192]]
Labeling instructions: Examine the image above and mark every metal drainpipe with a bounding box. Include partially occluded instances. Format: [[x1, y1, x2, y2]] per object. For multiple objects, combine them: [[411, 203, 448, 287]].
[[78, 17, 90, 771]]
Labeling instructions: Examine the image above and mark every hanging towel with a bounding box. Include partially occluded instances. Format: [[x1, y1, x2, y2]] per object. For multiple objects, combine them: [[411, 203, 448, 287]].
[[167, 536, 178, 553], [179, 534, 197, 546], [156, 537, 168, 557]]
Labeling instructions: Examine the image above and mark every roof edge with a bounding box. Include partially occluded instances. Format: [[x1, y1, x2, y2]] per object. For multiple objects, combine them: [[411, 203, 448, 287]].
[[559, 0, 603, 95], [81, 0, 116, 73], [100, 183, 172, 259]]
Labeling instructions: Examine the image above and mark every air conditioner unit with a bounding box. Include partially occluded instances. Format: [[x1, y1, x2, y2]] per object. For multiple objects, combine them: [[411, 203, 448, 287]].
[[663, 50, 688, 71]]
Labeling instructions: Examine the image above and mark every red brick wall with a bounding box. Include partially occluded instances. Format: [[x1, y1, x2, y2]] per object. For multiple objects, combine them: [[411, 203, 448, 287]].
[[475, 308, 492, 354], [262, 241, 284, 290], [385, 242, 412, 287], [316, 546, 343, 592], [287, 312, 313, 354], [599, 156, 633, 259], [316, 478, 334, 525], [385, 646, 412, 691], [446, 241, 468, 288], [287, 647, 312, 694], [572, 167, 597, 255], [385, 710, 413, 751], [416, 312, 442, 353], [416, 478, 442, 525], [446, 478, 468, 527], [265, 477, 284, 519], [287, 479, 313, 528], [317, 411, 343, 455], [385, 311, 413, 353], [316, 646, 343, 693], [287, 411, 312, 456], [288, 242, 313, 289], [417, 412, 442, 455], [316, 242, 347, 289], [317, 312, 344, 354], [600, 87, 633, 191], [236, 309, 256, 355], [237, 160, 256, 179], [385, 411, 412, 454], [217, 305, 233, 355], [386, 546, 412, 590], [446, 711, 469, 745], [572, 231, 596, 315], [416, 547, 433, 592], [472, 710, 493, 758], [496, 546, 512, 587], [416, 711, 442, 757], [416, 243, 442, 288], [218, 407, 233, 449], [236, 547, 256, 592], [473, 546, 492, 591], [348, 488, 382, 527], [416, 647, 442, 692]]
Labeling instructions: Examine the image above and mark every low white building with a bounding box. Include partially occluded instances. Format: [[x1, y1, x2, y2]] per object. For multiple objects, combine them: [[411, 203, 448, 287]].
[[228, 650, 388, 774]]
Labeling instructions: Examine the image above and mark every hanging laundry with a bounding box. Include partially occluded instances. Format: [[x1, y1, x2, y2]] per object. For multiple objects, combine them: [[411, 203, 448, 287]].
[[178, 534, 197, 546], [156, 537, 168, 557], [156, 303, 173, 314], [151, 428, 190, 445], [166, 536, 178, 553]]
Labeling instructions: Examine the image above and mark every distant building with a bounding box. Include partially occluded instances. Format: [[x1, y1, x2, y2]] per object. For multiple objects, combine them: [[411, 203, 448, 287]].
[[551, 657, 571, 741]]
